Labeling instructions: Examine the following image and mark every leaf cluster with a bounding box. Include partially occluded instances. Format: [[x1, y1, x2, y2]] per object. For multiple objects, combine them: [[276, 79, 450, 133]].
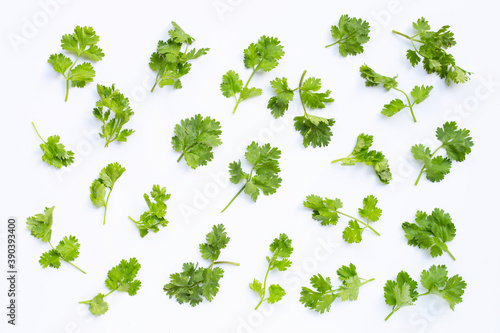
[[90, 162, 126, 224], [327, 15, 370, 56], [129, 185, 171, 237], [92, 84, 134, 147], [150, 22, 209, 91], [32, 123, 75, 169]]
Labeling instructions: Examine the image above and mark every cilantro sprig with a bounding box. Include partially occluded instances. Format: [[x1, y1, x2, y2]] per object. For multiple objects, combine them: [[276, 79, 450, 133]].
[[268, 70, 335, 148], [384, 265, 466, 320], [402, 208, 456, 260], [172, 114, 222, 169], [360, 64, 433, 122], [412, 121, 473, 185], [150, 22, 209, 92], [304, 194, 381, 243], [300, 264, 373, 313], [392, 18, 471, 85], [80, 258, 141, 316], [222, 142, 282, 213], [128, 185, 171, 237], [331, 133, 392, 184], [250, 234, 293, 310], [48, 26, 104, 101], [90, 162, 126, 225], [26, 206, 86, 274], [32, 122, 75, 169], [164, 224, 239, 306], [221, 36, 285, 114], [326, 15, 370, 56], [93, 84, 134, 147]]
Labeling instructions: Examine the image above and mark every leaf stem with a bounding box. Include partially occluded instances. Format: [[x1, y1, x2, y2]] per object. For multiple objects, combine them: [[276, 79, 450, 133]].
[[32, 122, 46, 143], [255, 255, 274, 310], [385, 308, 398, 321], [212, 261, 240, 266], [103, 189, 113, 225], [392, 30, 411, 39], [337, 212, 380, 236], [177, 152, 185, 163], [64, 54, 81, 102], [297, 70, 309, 118], [233, 61, 262, 114], [445, 249, 456, 261], [79, 289, 115, 304], [221, 184, 246, 213], [392, 86, 417, 122], [331, 156, 349, 164], [151, 77, 159, 92]]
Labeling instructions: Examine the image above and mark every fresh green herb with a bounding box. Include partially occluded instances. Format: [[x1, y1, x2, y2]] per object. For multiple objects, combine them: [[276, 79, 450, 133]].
[[384, 265, 466, 320], [32, 122, 75, 169], [47, 26, 104, 101], [172, 114, 222, 169], [92, 84, 134, 147], [402, 208, 456, 260], [26, 206, 85, 274], [164, 224, 239, 306], [392, 17, 471, 85], [300, 264, 373, 313], [90, 162, 126, 225], [268, 70, 335, 148], [221, 36, 285, 114], [331, 133, 392, 184], [326, 15, 370, 56], [128, 185, 171, 237], [222, 142, 282, 213], [80, 258, 141, 316], [412, 121, 473, 185], [150, 22, 209, 92], [359, 64, 433, 122], [303, 194, 381, 243], [250, 234, 293, 310]]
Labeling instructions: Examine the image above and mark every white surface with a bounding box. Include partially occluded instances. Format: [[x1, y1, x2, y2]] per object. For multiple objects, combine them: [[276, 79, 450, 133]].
[[1, 0, 500, 332]]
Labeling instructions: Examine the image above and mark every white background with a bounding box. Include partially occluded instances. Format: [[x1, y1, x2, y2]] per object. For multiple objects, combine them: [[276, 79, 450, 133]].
[[1, 0, 500, 332]]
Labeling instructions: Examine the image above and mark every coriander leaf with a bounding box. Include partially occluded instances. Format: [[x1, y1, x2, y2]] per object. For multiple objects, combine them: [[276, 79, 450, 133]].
[[303, 194, 342, 226], [384, 271, 418, 321], [222, 142, 282, 212], [26, 206, 54, 242], [164, 225, 239, 306], [55, 235, 80, 262], [267, 77, 294, 118], [359, 64, 398, 90], [402, 208, 456, 260], [249, 279, 264, 298], [301, 264, 372, 313], [268, 285, 286, 303], [381, 99, 406, 117], [224, 36, 284, 113], [81, 258, 141, 315], [342, 220, 362, 244], [32, 123, 75, 169], [87, 294, 109, 316], [413, 121, 472, 185], [150, 22, 209, 92], [327, 15, 370, 56], [129, 185, 171, 237], [199, 224, 230, 262], [420, 265, 466, 310], [49, 26, 104, 101], [332, 133, 392, 184], [172, 114, 222, 169], [294, 115, 335, 148], [411, 85, 433, 104], [91, 162, 125, 225], [358, 195, 382, 222], [393, 18, 471, 85], [220, 70, 243, 97], [93, 84, 135, 147], [300, 77, 334, 109], [39, 250, 61, 268]]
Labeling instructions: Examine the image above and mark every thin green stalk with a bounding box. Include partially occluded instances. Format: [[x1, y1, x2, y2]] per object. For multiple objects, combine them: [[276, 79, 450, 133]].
[[151, 76, 160, 92], [297, 70, 309, 118], [221, 185, 246, 213], [414, 145, 443, 186], [49, 241, 86, 274], [255, 256, 274, 310], [233, 61, 262, 114], [32, 122, 46, 143], [102, 189, 113, 225], [392, 86, 417, 122], [325, 32, 356, 48], [177, 152, 185, 163], [445, 249, 456, 261], [212, 261, 240, 266], [331, 155, 351, 164], [385, 308, 398, 321], [64, 54, 81, 102], [79, 289, 115, 304], [337, 212, 380, 236]]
